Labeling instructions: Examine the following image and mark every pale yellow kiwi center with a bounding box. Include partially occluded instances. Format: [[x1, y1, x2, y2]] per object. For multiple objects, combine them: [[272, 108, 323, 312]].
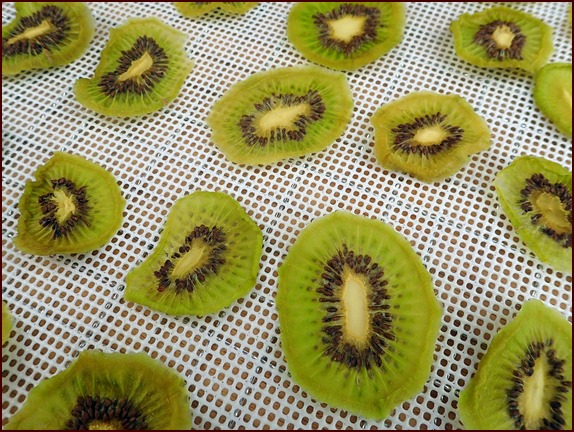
[[531, 192, 572, 235], [492, 25, 516, 49], [413, 125, 447, 146], [6, 20, 53, 44], [340, 268, 370, 346], [171, 239, 210, 277], [52, 189, 77, 224], [258, 104, 310, 132], [118, 52, 154, 82], [88, 420, 124, 430], [517, 357, 554, 430], [327, 15, 367, 42]]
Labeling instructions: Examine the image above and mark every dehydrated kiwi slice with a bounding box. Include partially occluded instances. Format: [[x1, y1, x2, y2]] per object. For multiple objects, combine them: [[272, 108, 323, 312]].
[[458, 300, 572, 430], [2, 2, 94, 76], [533, 62, 572, 137], [450, 6, 553, 73], [74, 17, 193, 117], [174, 2, 259, 17], [287, 2, 405, 71], [2, 301, 13, 346], [277, 211, 442, 419], [5, 350, 192, 429], [125, 191, 262, 315], [14, 152, 125, 255], [370, 91, 491, 182], [207, 66, 353, 164], [494, 155, 572, 273]]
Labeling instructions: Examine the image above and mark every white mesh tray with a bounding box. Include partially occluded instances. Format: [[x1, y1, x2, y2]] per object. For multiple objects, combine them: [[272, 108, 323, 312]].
[[2, 2, 572, 430]]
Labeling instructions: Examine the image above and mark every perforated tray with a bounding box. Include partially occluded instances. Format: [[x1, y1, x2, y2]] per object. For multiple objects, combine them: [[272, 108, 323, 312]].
[[2, 2, 572, 430]]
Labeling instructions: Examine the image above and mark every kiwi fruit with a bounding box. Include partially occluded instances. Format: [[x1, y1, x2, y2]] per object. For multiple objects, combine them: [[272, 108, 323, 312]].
[[74, 17, 193, 117], [125, 191, 262, 316], [450, 6, 553, 73], [287, 2, 405, 71], [2, 2, 94, 76], [206, 65, 353, 165], [370, 91, 491, 182], [533, 62, 572, 137], [276, 211, 442, 419], [174, 2, 259, 17], [2, 301, 13, 346], [14, 152, 125, 256], [458, 299, 572, 430], [5, 350, 192, 429], [493, 155, 572, 273]]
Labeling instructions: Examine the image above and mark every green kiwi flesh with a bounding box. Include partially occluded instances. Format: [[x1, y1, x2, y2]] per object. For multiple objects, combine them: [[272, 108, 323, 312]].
[[2, 301, 13, 346], [174, 2, 259, 17], [2, 2, 94, 76], [494, 155, 572, 273], [371, 91, 491, 182], [533, 62, 572, 137], [277, 211, 442, 419], [207, 65, 353, 164], [14, 152, 125, 256], [287, 2, 405, 71], [458, 299, 572, 430], [125, 191, 262, 316], [74, 17, 193, 117], [450, 6, 553, 73], [5, 350, 192, 429]]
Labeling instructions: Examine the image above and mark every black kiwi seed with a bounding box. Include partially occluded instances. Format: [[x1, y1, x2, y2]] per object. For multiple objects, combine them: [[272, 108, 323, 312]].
[[65, 395, 148, 430], [474, 20, 526, 60], [316, 244, 393, 370], [2, 5, 70, 58]]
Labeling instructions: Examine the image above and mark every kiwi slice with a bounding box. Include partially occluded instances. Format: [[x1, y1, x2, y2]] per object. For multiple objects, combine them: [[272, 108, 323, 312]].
[[533, 62, 572, 137], [2, 301, 13, 346], [2, 2, 94, 76], [5, 350, 192, 429], [14, 152, 125, 256], [287, 2, 405, 71], [125, 191, 262, 316], [277, 211, 442, 419], [74, 17, 194, 117], [450, 6, 553, 73], [458, 300, 572, 430], [174, 2, 259, 17], [493, 155, 572, 273], [370, 91, 491, 183], [206, 65, 353, 165]]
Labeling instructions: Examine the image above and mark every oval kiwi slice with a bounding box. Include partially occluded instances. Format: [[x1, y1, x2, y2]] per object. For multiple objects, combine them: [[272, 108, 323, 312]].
[[2, 301, 13, 346], [125, 191, 263, 316], [533, 62, 572, 138], [287, 2, 405, 71], [207, 65, 353, 165], [277, 211, 442, 420], [458, 300, 572, 430], [5, 350, 192, 429], [14, 152, 125, 256], [494, 155, 572, 273], [174, 2, 259, 17], [449, 6, 553, 73], [74, 17, 194, 117], [371, 91, 491, 182], [2, 2, 94, 76]]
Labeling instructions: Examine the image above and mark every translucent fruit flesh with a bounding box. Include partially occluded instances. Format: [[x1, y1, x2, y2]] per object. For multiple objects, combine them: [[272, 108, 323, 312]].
[[533, 62, 572, 137]]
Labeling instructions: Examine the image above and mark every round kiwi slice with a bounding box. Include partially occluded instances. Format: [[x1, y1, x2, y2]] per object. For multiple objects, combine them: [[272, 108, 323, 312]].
[[74, 17, 194, 117], [125, 191, 263, 316], [174, 2, 259, 17], [5, 350, 192, 429], [2, 2, 94, 76], [494, 155, 572, 273], [206, 65, 353, 165], [14, 152, 125, 256], [450, 6, 553, 73], [370, 91, 491, 183], [2, 301, 13, 346], [533, 62, 572, 138], [458, 299, 572, 430], [287, 2, 405, 71], [277, 211, 442, 419]]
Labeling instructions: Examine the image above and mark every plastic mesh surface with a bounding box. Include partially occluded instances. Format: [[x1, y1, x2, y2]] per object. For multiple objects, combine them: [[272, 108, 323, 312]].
[[2, 2, 572, 430]]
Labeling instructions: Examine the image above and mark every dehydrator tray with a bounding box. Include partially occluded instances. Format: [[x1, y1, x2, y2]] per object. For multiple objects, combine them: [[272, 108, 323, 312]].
[[2, 2, 572, 430]]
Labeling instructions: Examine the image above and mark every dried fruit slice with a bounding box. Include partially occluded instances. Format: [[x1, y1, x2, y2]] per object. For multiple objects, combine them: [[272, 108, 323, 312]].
[[74, 17, 193, 117], [277, 211, 442, 419], [533, 62, 572, 137], [287, 2, 405, 71], [207, 66, 353, 164], [14, 152, 125, 256], [371, 91, 491, 182], [5, 350, 192, 429], [174, 2, 259, 17], [2, 2, 94, 75], [125, 191, 262, 315], [450, 6, 553, 73], [494, 155, 572, 273], [2, 301, 13, 346], [458, 300, 572, 430]]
